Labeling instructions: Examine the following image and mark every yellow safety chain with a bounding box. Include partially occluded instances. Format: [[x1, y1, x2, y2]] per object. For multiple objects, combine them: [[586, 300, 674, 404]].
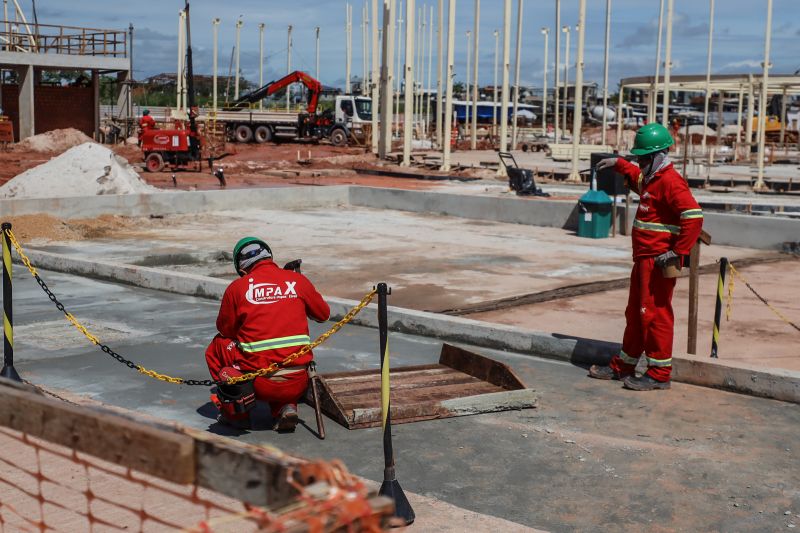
[[4, 227, 377, 385], [728, 262, 800, 334]]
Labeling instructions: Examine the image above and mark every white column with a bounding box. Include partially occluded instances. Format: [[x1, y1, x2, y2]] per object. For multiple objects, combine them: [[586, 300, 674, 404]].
[[735, 84, 744, 152], [371, 0, 380, 153], [541, 27, 549, 136], [316, 27, 321, 80], [499, 0, 511, 156], [661, 0, 674, 127], [492, 29, 499, 140], [364, 2, 370, 95], [395, 1, 404, 137], [436, 0, 443, 147], [286, 25, 293, 111], [402, 0, 415, 165], [755, 0, 773, 190], [561, 25, 569, 141], [701, 0, 715, 150], [554, 0, 561, 144], [234, 18, 242, 100], [465, 30, 471, 132], [379, 0, 396, 158], [212, 18, 220, 113], [745, 74, 754, 148], [651, 0, 664, 123], [601, 0, 611, 146], [568, 0, 586, 182], [177, 10, 185, 110], [511, 0, 523, 149], [441, 0, 456, 171], [426, 5, 434, 139], [470, 0, 480, 150], [258, 23, 265, 111], [346, 3, 352, 94]]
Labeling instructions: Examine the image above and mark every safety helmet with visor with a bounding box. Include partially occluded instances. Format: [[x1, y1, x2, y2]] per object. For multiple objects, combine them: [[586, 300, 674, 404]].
[[233, 237, 272, 275]]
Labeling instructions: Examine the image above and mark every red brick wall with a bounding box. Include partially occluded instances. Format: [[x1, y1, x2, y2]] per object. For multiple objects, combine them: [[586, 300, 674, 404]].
[[1, 84, 95, 141]]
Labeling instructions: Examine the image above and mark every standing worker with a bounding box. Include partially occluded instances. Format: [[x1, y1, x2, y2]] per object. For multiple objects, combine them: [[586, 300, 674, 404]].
[[205, 237, 330, 431], [589, 123, 703, 391], [139, 109, 156, 132]]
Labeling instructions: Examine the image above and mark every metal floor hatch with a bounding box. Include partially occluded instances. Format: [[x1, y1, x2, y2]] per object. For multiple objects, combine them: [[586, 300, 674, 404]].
[[309, 343, 538, 429]]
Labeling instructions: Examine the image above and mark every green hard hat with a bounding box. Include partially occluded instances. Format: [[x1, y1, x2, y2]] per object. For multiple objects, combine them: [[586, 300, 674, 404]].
[[232, 237, 272, 274], [142, 109, 150, 115], [630, 123, 674, 155]]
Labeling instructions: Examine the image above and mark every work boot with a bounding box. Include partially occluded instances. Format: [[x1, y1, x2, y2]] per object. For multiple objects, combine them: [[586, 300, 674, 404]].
[[622, 374, 671, 391], [588, 365, 626, 380], [273, 405, 299, 433], [216, 413, 252, 430]]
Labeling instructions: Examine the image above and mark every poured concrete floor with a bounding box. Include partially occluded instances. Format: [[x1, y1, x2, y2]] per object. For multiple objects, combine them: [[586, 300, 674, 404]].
[[8, 268, 800, 532]]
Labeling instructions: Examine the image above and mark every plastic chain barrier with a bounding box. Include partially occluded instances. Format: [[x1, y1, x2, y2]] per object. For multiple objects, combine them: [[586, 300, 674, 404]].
[[4, 227, 377, 386], [727, 261, 800, 334]]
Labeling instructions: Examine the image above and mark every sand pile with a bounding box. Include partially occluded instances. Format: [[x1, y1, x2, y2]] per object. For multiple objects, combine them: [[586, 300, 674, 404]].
[[0, 142, 158, 199], [12, 128, 93, 153]]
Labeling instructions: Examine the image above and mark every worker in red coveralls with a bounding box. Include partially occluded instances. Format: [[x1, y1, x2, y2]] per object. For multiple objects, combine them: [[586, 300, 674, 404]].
[[206, 237, 330, 431], [589, 123, 703, 391], [139, 109, 156, 132]]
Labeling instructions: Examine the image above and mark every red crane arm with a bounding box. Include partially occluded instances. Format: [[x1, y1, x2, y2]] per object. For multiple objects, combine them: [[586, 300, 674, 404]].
[[263, 71, 322, 114]]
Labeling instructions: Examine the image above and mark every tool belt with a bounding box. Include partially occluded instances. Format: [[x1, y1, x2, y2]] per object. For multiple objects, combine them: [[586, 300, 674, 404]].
[[216, 380, 256, 414]]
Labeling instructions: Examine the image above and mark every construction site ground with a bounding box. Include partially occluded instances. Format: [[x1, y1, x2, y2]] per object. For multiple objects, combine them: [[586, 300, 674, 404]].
[[9, 199, 799, 373], [10, 267, 800, 532]]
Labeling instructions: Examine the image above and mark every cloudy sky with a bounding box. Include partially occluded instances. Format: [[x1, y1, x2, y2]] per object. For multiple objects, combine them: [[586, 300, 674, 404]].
[[30, 0, 800, 89]]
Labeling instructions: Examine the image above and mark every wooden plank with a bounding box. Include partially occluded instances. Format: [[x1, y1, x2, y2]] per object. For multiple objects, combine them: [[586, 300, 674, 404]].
[[330, 374, 486, 399], [0, 378, 195, 484], [326, 368, 467, 393], [335, 381, 503, 411], [319, 363, 442, 381], [439, 344, 526, 390]]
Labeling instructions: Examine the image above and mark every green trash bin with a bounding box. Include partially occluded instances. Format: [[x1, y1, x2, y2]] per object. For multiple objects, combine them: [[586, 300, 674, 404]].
[[577, 189, 612, 239]]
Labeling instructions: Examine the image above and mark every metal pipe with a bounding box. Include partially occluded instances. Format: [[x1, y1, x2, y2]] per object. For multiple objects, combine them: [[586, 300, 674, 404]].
[[561, 25, 569, 143], [316, 27, 321, 80], [402, 0, 415, 166], [371, 0, 380, 153], [701, 0, 715, 150], [471, 0, 480, 150], [499, 0, 511, 155], [541, 27, 548, 136], [258, 23, 265, 111], [661, 0, 673, 127], [554, 0, 560, 144], [441, 0, 456, 171], [212, 18, 220, 113], [568, 0, 586, 182], [234, 18, 242, 100], [601, 0, 611, 146], [511, 0, 523, 150], [436, 0, 443, 147], [465, 30, 471, 133], [286, 25, 292, 111], [651, 0, 664, 124], [379, 0, 396, 158], [755, 0, 773, 191]]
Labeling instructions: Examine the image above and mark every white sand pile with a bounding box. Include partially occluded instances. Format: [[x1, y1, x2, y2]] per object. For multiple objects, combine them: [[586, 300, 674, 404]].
[[12, 128, 94, 153], [0, 142, 158, 199]]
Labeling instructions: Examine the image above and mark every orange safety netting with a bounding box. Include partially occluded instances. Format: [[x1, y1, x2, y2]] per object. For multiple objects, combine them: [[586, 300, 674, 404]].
[[0, 427, 392, 532]]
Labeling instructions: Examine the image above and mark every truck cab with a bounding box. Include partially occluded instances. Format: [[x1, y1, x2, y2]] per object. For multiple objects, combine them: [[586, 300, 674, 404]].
[[330, 95, 371, 146]]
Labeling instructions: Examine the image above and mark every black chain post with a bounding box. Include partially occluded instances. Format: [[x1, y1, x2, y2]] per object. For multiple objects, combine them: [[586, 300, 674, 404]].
[[1, 223, 21, 381], [710, 257, 728, 358], [376, 282, 414, 525]]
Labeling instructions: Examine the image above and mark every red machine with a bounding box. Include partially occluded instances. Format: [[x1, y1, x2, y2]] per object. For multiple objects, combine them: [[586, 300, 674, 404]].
[[228, 70, 322, 114]]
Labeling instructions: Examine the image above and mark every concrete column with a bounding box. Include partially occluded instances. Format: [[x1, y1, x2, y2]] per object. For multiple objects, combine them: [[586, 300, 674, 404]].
[[465, 31, 471, 131], [379, 0, 396, 158], [701, 0, 715, 150], [402, 0, 415, 166], [492, 29, 498, 140], [616, 84, 624, 150], [435, 0, 443, 147], [177, 10, 185, 110], [661, 0, 673, 127], [17, 64, 34, 139], [258, 23, 265, 111], [554, 0, 560, 144], [234, 18, 242, 101], [567, 0, 586, 182], [735, 85, 743, 157], [745, 74, 754, 148], [541, 28, 548, 136], [651, 0, 664, 124], [601, 0, 611, 146], [371, 0, 380, 153], [440, 0, 456, 172], [498, 0, 511, 156], [346, 3, 352, 94], [561, 26, 569, 142], [779, 86, 787, 145], [755, 0, 773, 191], [470, 0, 480, 150], [212, 18, 220, 113], [426, 5, 434, 138], [511, 0, 523, 149], [286, 25, 293, 111], [92, 70, 100, 140]]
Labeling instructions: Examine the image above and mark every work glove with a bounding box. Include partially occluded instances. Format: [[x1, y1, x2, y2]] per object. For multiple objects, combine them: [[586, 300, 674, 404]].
[[596, 157, 618, 171], [654, 250, 679, 269]]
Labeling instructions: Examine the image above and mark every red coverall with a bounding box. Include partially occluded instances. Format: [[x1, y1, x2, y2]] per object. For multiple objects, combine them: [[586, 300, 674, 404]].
[[139, 115, 156, 132], [608, 158, 703, 382], [206, 260, 330, 421]]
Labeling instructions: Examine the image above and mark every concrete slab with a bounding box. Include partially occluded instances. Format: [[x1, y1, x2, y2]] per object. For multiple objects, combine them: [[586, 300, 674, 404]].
[[7, 268, 800, 532]]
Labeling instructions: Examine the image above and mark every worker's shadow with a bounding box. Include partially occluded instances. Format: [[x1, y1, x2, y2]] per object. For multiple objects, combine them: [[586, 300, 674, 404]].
[[196, 401, 321, 438]]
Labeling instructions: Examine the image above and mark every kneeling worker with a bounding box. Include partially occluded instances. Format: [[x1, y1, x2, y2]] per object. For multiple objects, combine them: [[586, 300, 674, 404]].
[[589, 123, 703, 391], [206, 237, 330, 431]]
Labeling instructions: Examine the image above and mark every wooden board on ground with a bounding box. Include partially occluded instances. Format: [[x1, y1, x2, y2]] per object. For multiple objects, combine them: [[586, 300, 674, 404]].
[[309, 343, 538, 429]]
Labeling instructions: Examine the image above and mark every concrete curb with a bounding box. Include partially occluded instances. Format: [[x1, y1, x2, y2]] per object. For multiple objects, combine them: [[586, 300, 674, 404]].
[[15, 249, 800, 405]]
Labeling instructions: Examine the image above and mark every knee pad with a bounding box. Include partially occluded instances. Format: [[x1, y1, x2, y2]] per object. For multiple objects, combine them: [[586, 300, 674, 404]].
[[216, 367, 256, 414]]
